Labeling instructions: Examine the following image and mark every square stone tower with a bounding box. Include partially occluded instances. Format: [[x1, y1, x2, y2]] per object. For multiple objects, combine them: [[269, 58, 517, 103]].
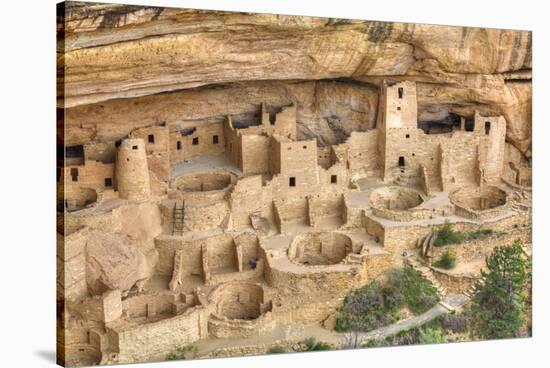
[[376, 80, 418, 181]]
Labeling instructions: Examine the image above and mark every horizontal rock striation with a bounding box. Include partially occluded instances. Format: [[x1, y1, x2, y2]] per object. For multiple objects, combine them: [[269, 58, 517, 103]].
[[58, 2, 531, 157]]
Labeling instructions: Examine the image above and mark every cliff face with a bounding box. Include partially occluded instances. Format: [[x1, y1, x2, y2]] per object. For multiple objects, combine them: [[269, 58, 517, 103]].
[[58, 2, 532, 157]]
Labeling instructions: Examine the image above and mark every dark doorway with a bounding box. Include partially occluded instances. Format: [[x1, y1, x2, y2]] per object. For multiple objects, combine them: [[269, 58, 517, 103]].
[[331, 175, 337, 184], [289, 177, 296, 187], [105, 178, 112, 187], [177, 141, 182, 150], [485, 121, 491, 135], [70, 168, 78, 182], [192, 137, 199, 145], [398, 87, 404, 99], [213, 135, 219, 144], [148, 134, 155, 143], [398, 156, 405, 167], [465, 119, 475, 132]]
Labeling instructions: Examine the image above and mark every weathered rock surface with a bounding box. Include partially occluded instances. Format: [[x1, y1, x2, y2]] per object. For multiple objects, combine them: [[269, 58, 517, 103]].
[[58, 2, 531, 156], [65, 80, 378, 147], [86, 231, 149, 295]]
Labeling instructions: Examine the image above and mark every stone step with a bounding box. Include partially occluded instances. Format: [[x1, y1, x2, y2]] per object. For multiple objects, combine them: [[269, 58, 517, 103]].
[[406, 258, 447, 297]]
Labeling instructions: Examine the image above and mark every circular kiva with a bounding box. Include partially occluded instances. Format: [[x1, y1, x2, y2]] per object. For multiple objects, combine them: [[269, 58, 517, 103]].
[[172, 172, 233, 193], [450, 185, 507, 211], [288, 232, 353, 266], [369, 186, 424, 210]]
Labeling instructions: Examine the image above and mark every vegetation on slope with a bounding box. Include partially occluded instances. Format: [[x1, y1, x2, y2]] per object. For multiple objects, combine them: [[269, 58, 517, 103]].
[[433, 249, 457, 270], [364, 311, 470, 347], [471, 240, 530, 339], [434, 221, 494, 246], [335, 266, 439, 332]]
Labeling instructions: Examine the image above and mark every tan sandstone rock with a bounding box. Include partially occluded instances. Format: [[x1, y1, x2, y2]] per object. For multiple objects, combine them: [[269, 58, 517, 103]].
[[86, 231, 150, 295], [58, 3, 531, 158]]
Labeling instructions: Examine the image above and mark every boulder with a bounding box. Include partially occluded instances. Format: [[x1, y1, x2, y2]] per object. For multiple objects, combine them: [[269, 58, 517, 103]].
[[86, 231, 150, 295]]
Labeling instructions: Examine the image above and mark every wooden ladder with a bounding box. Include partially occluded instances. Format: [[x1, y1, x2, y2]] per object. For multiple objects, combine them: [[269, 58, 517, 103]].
[[172, 201, 185, 236]]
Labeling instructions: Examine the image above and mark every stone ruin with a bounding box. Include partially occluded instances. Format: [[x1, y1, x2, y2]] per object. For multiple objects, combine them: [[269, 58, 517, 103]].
[[58, 80, 532, 365]]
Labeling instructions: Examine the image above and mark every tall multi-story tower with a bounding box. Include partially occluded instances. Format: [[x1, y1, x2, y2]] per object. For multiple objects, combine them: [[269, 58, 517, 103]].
[[115, 139, 151, 201], [376, 80, 418, 181]]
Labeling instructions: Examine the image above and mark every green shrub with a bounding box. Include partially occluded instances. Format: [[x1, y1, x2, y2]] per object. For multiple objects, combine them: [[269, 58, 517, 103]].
[[366, 326, 445, 347], [417, 328, 446, 344], [466, 229, 493, 240], [335, 266, 439, 333], [433, 250, 456, 270], [434, 221, 464, 246], [393, 266, 439, 315], [301, 337, 332, 351], [435, 222, 494, 247]]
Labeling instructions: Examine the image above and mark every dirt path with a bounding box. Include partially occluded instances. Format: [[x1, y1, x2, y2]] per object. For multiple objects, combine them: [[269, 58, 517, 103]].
[[193, 293, 468, 357]]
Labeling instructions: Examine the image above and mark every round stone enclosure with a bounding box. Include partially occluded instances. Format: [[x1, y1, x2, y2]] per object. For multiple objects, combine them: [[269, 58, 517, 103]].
[[172, 172, 234, 193], [450, 186, 507, 211], [288, 232, 353, 266], [369, 186, 424, 210]]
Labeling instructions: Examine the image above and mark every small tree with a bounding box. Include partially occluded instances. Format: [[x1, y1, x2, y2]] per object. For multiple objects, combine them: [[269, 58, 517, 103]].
[[434, 221, 463, 246], [433, 250, 456, 270], [471, 240, 528, 339]]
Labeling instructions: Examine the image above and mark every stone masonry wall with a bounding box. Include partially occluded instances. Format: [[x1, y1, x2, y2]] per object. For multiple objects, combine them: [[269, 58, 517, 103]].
[[170, 123, 225, 163]]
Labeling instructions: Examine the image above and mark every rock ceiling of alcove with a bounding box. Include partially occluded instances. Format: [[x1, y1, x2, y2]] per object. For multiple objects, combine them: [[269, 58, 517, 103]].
[[58, 2, 532, 156]]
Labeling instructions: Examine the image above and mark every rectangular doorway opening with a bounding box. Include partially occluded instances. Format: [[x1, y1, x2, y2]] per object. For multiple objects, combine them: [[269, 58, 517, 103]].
[[70, 168, 79, 182], [398, 156, 405, 167], [485, 121, 491, 135]]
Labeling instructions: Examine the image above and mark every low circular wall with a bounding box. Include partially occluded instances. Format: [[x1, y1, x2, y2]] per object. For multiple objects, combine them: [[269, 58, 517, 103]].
[[369, 186, 430, 221], [370, 186, 424, 210], [450, 186, 506, 210], [172, 172, 234, 193], [450, 186, 509, 220], [288, 232, 353, 266], [207, 282, 274, 338]]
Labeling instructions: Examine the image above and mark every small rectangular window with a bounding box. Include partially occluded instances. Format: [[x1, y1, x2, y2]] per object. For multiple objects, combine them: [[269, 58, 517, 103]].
[[213, 135, 219, 144], [331, 175, 337, 184], [289, 177, 296, 187], [105, 178, 112, 187], [177, 141, 182, 150], [132, 145, 138, 150], [192, 137, 199, 145], [148, 134, 154, 143], [485, 121, 491, 135], [70, 168, 78, 182], [397, 106, 401, 111], [398, 87, 404, 99]]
